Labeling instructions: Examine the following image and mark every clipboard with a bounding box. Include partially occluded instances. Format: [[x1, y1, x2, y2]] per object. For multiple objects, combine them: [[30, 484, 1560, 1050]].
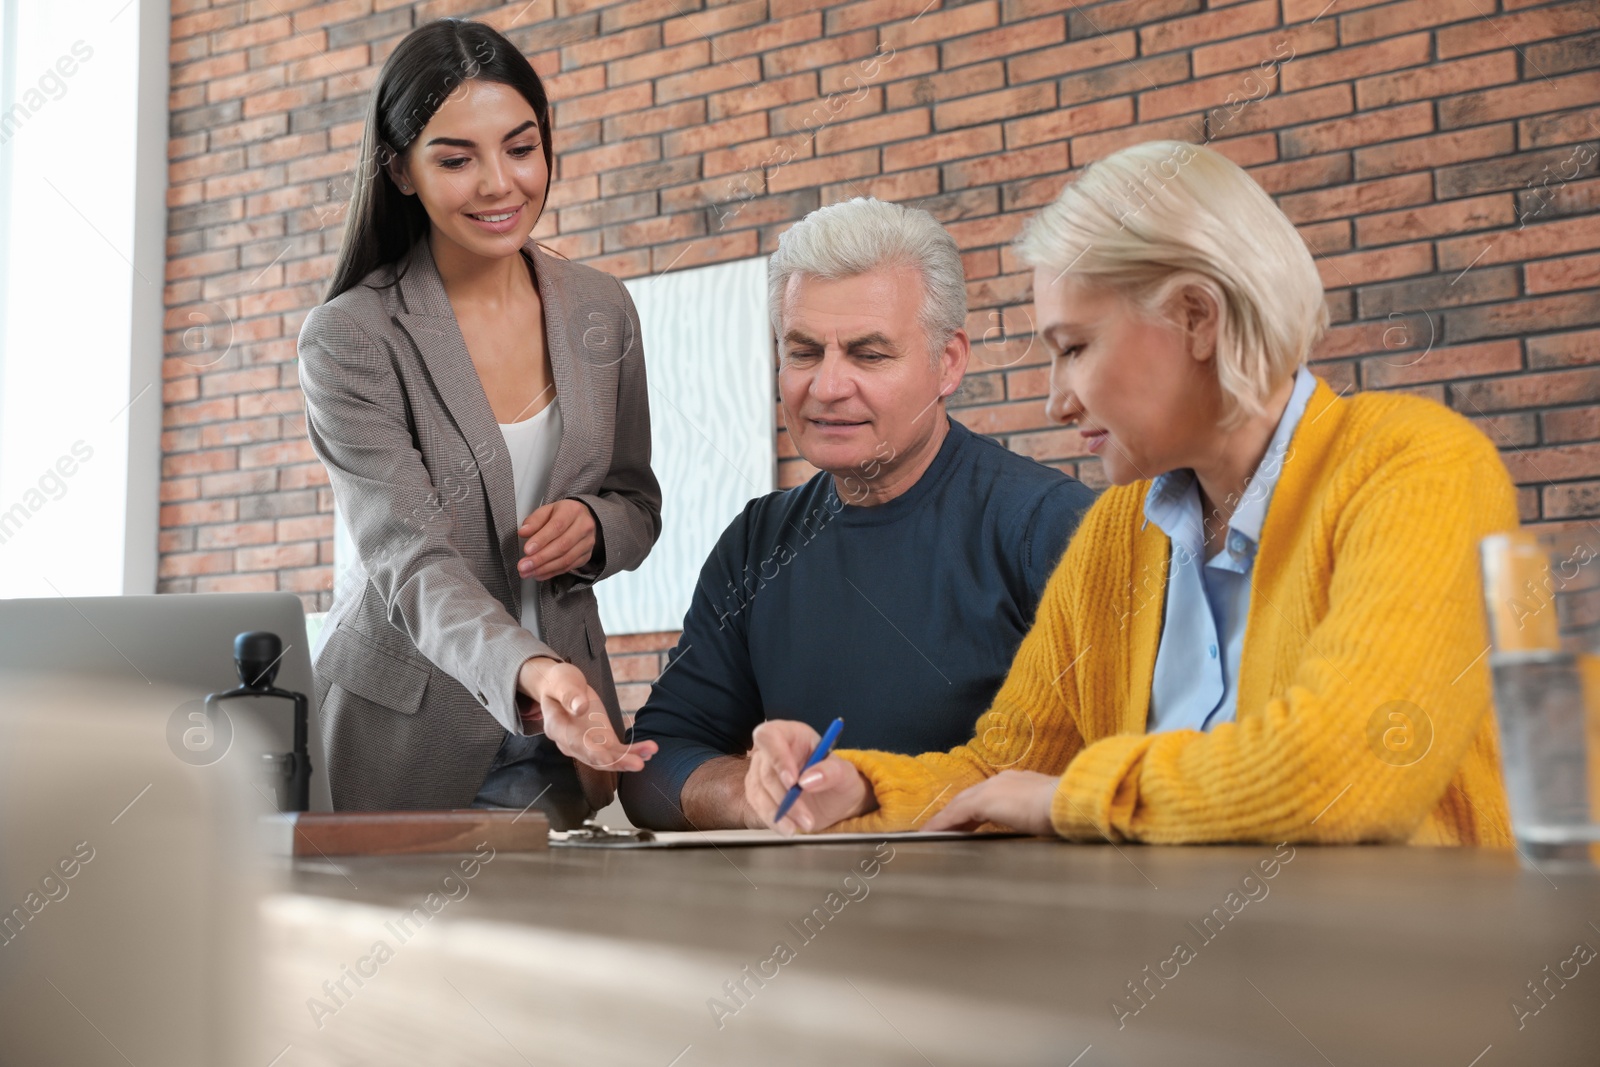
[[548, 824, 1030, 848]]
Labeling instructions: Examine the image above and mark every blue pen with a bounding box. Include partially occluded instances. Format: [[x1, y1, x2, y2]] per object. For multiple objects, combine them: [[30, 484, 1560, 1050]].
[[774, 717, 845, 826]]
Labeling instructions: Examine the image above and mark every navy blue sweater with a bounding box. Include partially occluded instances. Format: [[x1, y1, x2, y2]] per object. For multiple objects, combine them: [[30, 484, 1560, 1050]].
[[619, 418, 1097, 830]]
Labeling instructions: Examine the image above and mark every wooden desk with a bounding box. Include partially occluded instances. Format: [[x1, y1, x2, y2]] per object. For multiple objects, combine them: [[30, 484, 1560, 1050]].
[[266, 839, 1600, 1066]]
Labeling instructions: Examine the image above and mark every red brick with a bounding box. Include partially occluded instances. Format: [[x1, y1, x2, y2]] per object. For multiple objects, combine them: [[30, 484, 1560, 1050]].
[[172, 52, 248, 88], [1005, 96, 1132, 150], [707, 71, 816, 119], [606, 631, 681, 655], [1530, 329, 1600, 369], [767, 147, 880, 193], [825, 0, 929, 33], [662, 112, 769, 157], [1528, 253, 1600, 296], [1543, 481, 1600, 519], [1356, 51, 1520, 111], [1441, 71, 1600, 131], [763, 29, 877, 77], [943, 16, 1065, 70], [290, 1, 372, 33], [1010, 35, 1137, 91], [664, 0, 765, 44], [1215, 85, 1353, 142], [560, 81, 652, 124], [603, 212, 706, 253], [1436, 1, 1600, 60], [1445, 292, 1600, 346], [1209, 132, 1278, 169], [1139, 1, 1277, 56], [772, 85, 883, 135], [934, 83, 1055, 131], [1059, 0, 1197, 34], [887, 62, 1005, 113], [560, 138, 661, 181], [716, 13, 822, 59], [1139, 65, 1281, 123], [1279, 173, 1433, 226], [883, 125, 1002, 171], [1338, 0, 1485, 46], [1281, 33, 1431, 93], [1281, 0, 1382, 20], [608, 41, 709, 87], [1353, 125, 1515, 181], [1522, 109, 1600, 151], [1438, 214, 1600, 272], [1361, 340, 1523, 389], [1056, 51, 1188, 108], [821, 44, 936, 96], [1452, 368, 1600, 414], [656, 227, 768, 271], [562, 25, 660, 69], [544, 67, 607, 102], [1542, 407, 1600, 445], [1070, 115, 1206, 166], [1317, 241, 1433, 291], [656, 57, 762, 103], [1281, 102, 1434, 159], [944, 142, 1068, 191], [1249, 154, 1351, 195], [815, 108, 931, 155], [704, 134, 811, 177], [822, 167, 941, 204], [881, 3, 1000, 51], [605, 99, 708, 141], [601, 0, 700, 33], [1192, 22, 1335, 79]]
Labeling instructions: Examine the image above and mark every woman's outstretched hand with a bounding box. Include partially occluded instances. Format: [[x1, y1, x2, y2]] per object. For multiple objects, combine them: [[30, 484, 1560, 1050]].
[[921, 770, 1058, 835], [744, 719, 873, 835], [516, 656, 656, 772]]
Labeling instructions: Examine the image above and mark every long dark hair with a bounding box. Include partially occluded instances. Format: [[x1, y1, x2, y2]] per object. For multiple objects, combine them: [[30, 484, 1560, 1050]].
[[322, 19, 555, 303]]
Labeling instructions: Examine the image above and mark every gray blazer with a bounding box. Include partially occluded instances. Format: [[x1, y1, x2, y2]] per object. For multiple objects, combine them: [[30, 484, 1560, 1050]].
[[297, 233, 660, 811]]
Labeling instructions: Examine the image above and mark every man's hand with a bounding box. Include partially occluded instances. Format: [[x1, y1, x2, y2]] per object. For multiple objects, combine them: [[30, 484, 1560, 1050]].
[[519, 500, 596, 581], [516, 657, 656, 772], [921, 770, 1058, 835], [745, 720, 873, 835]]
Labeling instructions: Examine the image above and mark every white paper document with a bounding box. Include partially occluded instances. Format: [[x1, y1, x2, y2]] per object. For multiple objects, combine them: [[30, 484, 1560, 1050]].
[[548, 827, 1028, 849]]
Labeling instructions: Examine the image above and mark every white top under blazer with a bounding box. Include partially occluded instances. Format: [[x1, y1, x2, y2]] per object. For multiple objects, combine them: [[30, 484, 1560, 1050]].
[[498, 397, 563, 640]]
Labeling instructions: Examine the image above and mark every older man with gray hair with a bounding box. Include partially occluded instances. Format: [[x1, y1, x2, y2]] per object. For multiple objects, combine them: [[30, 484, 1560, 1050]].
[[619, 197, 1095, 830]]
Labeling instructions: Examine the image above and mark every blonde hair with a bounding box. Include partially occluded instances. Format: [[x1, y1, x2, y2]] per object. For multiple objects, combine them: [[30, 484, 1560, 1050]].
[[1015, 141, 1327, 426]]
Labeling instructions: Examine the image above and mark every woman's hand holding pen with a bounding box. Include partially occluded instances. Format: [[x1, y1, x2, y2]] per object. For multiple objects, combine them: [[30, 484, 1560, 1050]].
[[745, 720, 873, 835], [516, 657, 657, 772], [519, 499, 596, 580]]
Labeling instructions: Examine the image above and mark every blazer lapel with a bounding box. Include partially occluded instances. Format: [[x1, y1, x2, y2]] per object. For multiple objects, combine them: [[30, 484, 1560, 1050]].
[[391, 236, 521, 599], [528, 240, 591, 505]]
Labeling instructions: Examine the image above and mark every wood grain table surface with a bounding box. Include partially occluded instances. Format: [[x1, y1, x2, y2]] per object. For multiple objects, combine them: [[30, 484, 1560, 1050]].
[[264, 837, 1600, 1067]]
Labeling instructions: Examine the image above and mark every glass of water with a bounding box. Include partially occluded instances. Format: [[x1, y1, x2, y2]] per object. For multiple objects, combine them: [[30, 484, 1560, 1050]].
[[1481, 529, 1600, 866]]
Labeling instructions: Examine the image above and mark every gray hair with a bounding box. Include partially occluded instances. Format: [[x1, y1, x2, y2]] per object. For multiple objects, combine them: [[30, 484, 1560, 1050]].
[[768, 197, 968, 361]]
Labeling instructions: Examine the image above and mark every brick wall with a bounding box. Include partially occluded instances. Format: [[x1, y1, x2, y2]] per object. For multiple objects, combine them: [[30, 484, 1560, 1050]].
[[160, 0, 1600, 708]]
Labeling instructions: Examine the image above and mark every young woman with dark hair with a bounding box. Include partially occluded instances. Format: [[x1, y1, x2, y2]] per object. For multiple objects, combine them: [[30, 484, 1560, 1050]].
[[298, 18, 660, 828]]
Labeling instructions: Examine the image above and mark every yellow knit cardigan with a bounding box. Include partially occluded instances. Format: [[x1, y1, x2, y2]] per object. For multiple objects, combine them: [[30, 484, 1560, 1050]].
[[834, 377, 1518, 845]]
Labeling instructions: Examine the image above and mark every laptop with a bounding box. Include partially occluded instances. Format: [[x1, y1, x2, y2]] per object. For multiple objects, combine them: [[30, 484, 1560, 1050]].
[[0, 592, 333, 811]]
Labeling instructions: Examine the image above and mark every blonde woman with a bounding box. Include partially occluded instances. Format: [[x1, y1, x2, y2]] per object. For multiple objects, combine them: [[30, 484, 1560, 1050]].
[[743, 140, 1518, 846]]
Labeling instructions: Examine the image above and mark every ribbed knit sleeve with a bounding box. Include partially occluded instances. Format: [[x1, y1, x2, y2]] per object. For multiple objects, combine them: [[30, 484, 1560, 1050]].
[[1051, 403, 1518, 844]]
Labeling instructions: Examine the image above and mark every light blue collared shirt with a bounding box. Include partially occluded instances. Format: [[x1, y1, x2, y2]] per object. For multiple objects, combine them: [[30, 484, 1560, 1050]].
[[1144, 366, 1318, 734]]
